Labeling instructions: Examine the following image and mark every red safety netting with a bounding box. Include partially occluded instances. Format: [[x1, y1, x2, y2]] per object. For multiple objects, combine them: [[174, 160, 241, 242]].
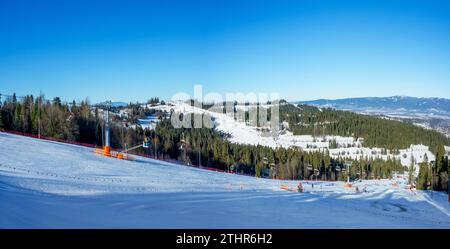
[[0, 129, 251, 177]]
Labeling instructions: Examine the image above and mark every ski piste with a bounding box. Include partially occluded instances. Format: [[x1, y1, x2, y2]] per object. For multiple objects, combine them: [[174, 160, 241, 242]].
[[1, 131, 449, 228]]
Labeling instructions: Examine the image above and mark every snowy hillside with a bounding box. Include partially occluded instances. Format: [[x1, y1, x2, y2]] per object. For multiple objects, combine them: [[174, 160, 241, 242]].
[[148, 102, 435, 171], [1, 132, 449, 228], [300, 96, 450, 136]]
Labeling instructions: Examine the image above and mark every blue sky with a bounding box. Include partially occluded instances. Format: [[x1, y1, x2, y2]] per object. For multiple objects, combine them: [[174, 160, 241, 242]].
[[1, 0, 449, 103]]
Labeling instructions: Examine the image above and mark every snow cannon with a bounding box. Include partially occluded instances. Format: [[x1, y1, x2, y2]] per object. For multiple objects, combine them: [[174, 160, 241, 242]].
[[143, 137, 151, 148], [103, 146, 111, 157]]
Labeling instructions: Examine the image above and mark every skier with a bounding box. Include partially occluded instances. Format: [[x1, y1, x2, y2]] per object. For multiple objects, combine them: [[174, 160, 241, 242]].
[[297, 182, 303, 193]]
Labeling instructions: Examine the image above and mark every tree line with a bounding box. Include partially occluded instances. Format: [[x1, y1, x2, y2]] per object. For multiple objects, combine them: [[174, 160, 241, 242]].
[[145, 118, 404, 181], [281, 104, 450, 154]]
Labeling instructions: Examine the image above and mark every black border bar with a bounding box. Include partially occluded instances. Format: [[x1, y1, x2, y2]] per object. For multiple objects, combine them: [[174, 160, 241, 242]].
[[1, 229, 449, 248]]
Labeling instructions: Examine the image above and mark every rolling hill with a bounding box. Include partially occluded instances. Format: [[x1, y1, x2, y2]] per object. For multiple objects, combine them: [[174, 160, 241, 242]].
[[298, 96, 450, 135]]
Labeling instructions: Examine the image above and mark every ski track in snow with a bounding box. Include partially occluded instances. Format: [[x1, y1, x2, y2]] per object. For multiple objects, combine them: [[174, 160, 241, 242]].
[[0, 132, 449, 228]]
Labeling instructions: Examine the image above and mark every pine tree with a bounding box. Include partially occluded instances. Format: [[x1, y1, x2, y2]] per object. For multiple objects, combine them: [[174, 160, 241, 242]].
[[417, 162, 430, 190], [408, 156, 416, 185]]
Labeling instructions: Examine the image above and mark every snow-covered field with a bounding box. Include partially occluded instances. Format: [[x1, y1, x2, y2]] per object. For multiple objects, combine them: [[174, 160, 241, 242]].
[[1, 132, 449, 228], [131, 115, 160, 130]]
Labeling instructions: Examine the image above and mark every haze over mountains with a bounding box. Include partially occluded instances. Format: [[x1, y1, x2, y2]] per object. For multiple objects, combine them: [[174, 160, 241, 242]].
[[299, 96, 450, 136]]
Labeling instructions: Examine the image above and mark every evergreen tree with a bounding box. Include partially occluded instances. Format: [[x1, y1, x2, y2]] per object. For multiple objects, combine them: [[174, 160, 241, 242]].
[[417, 162, 430, 190], [408, 156, 416, 185]]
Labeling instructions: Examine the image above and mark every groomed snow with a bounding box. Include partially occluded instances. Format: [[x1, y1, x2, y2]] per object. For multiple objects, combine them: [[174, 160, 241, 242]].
[[0, 132, 449, 228]]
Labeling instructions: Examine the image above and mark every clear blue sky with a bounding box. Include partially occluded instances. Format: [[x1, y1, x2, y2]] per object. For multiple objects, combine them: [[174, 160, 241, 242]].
[[1, 0, 449, 103]]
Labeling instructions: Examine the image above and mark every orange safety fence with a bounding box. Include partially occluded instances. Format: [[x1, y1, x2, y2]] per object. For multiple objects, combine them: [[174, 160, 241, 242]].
[[280, 184, 298, 192]]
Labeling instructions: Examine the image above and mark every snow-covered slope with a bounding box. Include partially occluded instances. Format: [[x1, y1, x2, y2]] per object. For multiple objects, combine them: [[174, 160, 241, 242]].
[[0, 132, 449, 228], [148, 102, 435, 171], [149, 102, 353, 149]]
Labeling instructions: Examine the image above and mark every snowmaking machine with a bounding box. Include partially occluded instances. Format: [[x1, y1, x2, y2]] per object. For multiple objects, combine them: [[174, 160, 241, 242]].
[[93, 101, 151, 160]]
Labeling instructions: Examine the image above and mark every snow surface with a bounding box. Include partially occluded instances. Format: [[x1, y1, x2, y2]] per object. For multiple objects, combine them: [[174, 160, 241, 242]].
[[445, 146, 450, 155], [1, 132, 449, 228], [135, 115, 160, 130]]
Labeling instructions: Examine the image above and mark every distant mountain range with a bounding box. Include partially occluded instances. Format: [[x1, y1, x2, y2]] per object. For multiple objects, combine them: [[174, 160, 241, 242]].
[[95, 101, 129, 108], [297, 96, 450, 135], [299, 96, 450, 117]]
